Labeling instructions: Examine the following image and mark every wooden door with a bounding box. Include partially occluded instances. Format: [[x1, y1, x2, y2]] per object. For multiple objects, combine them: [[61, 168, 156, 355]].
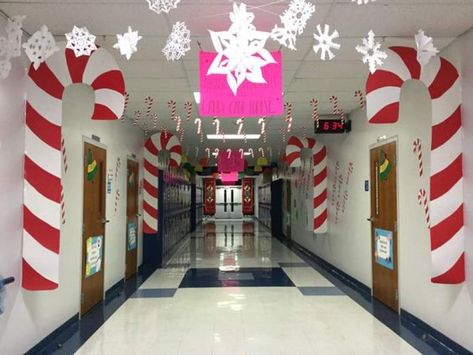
[[81, 142, 107, 316], [369, 141, 398, 311], [125, 159, 139, 280]]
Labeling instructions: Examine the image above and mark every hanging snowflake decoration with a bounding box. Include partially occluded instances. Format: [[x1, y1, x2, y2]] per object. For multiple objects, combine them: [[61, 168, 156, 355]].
[[162, 21, 191, 61], [6, 15, 25, 58], [146, 0, 180, 14], [415, 29, 439, 66], [352, 0, 376, 4], [271, 0, 315, 51], [208, 3, 276, 95], [65, 26, 97, 57], [114, 26, 142, 60], [355, 30, 387, 74], [313, 24, 340, 60], [0, 60, 12, 80], [23, 25, 59, 70]]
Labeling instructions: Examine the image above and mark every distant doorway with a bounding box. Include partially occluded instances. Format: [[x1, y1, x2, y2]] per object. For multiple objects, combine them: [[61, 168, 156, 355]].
[[369, 140, 399, 312], [125, 158, 139, 280]]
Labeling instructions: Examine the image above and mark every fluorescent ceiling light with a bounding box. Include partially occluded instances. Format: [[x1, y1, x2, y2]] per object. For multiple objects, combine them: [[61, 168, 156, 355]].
[[207, 134, 260, 140], [193, 91, 200, 104]]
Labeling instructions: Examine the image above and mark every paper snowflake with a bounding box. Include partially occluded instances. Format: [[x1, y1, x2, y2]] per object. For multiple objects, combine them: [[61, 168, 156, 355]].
[[65, 26, 97, 57], [114, 26, 142, 60], [146, 0, 180, 14], [352, 0, 376, 4], [271, 0, 315, 50], [207, 3, 275, 95], [162, 21, 191, 61], [0, 60, 12, 80], [313, 24, 340, 60], [355, 30, 387, 74], [23, 25, 59, 70], [6, 15, 25, 58], [415, 29, 439, 66]]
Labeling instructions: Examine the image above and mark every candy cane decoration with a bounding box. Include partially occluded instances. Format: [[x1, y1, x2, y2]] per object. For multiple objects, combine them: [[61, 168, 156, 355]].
[[258, 117, 266, 135], [133, 110, 141, 125], [227, 148, 232, 159], [143, 132, 182, 234], [259, 147, 265, 158], [285, 136, 328, 233], [145, 96, 154, 117], [185, 101, 193, 121], [243, 132, 247, 144], [60, 186, 65, 225], [114, 189, 120, 214], [152, 112, 158, 129], [310, 98, 319, 128], [418, 188, 431, 228], [329, 95, 345, 123], [23, 43, 125, 290], [179, 127, 184, 142], [174, 115, 182, 132], [61, 137, 68, 173], [248, 148, 254, 158], [214, 148, 220, 157], [366, 46, 464, 284], [236, 118, 244, 135], [121, 92, 129, 121], [354, 90, 365, 109], [302, 126, 307, 139], [213, 117, 220, 135], [168, 100, 176, 119], [284, 102, 293, 132], [205, 147, 210, 158], [239, 148, 244, 159], [280, 128, 286, 143], [412, 138, 424, 177], [194, 118, 202, 135]]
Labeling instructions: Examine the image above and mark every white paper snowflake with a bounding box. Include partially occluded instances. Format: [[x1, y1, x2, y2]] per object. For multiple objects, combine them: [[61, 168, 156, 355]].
[[65, 26, 97, 57], [313, 24, 340, 60], [355, 30, 387, 74], [271, 0, 315, 50], [23, 25, 59, 70], [0, 60, 12, 80], [208, 3, 275, 95], [415, 29, 439, 66], [162, 21, 191, 61], [114, 26, 142, 60], [6, 15, 25, 58], [146, 0, 180, 14], [352, 0, 376, 4]]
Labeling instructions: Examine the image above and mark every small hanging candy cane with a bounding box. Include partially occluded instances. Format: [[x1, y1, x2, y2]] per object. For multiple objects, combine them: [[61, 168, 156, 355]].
[[143, 122, 149, 136], [418, 188, 430, 228], [195, 147, 199, 159], [61, 137, 68, 173], [152, 112, 158, 128], [194, 118, 202, 134], [184, 101, 193, 121], [284, 102, 293, 132], [243, 131, 247, 144], [248, 148, 254, 158], [179, 127, 184, 142], [200, 130, 204, 143], [168, 100, 176, 119], [115, 189, 120, 214], [162, 126, 168, 139], [205, 147, 211, 158], [145, 96, 154, 117], [329, 95, 345, 123], [174, 115, 182, 132], [259, 147, 265, 158], [121, 92, 129, 121], [302, 126, 307, 139], [258, 117, 266, 135], [239, 148, 244, 159], [310, 98, 319, 128], [280, 128, 286, 142], [214, 148, 220, 157], [133, 110, 141, 125], [227, 148, 232, 159], [60, 185, 66, 225], [412, 138, 423, 177], [213, 117, 220, 135], [236, 118, 244, 135], [115, 157, 121, 181], [354, 90, 365, 109]]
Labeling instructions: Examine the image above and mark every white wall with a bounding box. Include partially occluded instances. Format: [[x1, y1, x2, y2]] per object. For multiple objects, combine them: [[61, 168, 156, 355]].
[[0, 44, 144, 353], [289, 29, 473, 351]]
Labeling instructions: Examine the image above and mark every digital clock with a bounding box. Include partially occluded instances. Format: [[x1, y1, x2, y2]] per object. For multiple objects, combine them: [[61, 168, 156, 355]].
[[314, 119, 351, 134]]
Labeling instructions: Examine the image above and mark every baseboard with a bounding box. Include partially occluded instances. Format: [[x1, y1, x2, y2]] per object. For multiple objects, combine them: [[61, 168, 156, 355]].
[[26, 313, 79, 355], [105, 278, 124, 301], [400, 309, 472, 355]]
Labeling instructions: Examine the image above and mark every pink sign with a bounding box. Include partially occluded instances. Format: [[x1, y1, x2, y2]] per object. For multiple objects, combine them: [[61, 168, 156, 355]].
[[218, 151, 244, 173], [220, 171, 239, 183], [199, 51, 283, 118]]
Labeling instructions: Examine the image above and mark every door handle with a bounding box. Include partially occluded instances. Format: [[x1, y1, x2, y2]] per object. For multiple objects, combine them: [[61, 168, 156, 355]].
[[367, 217, 375, 222], [102, 218, 110, 224], [136, 213, 142, 217]]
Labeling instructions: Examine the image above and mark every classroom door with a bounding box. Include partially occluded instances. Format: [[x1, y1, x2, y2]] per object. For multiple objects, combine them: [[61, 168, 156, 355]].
[[81, 142, 107, 316], [369, 141, 399, 312], [125, 159, 139, 280]]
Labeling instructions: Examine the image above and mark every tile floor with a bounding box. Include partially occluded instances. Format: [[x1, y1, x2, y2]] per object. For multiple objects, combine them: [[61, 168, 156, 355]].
[[75, 221, 419, 355]]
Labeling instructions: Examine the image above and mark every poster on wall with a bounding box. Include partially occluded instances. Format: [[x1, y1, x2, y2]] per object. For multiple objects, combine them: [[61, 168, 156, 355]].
[[85, 235, 103, 277], [127, 222, 137, 251], [374, 228, 393, 270]]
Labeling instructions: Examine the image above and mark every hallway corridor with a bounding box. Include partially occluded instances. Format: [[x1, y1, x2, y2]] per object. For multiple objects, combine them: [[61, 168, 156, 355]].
[[74, 221, 418, 355]]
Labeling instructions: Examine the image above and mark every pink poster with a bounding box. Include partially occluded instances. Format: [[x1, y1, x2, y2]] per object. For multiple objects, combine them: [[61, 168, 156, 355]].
[[199, 51, 283, 117], [218, 151, 244, 173]]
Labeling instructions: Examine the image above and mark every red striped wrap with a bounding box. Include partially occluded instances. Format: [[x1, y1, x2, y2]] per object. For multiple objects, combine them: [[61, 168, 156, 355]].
[[366, 46, 464, 284]]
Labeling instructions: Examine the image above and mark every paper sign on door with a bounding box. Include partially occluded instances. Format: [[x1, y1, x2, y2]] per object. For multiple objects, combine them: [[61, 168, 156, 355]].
[[374, 228, 394, 270]]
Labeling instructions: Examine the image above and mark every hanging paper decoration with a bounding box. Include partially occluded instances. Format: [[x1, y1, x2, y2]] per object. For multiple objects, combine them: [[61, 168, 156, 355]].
[[162, 21, 191, 61], [412, 138, 424, 177], [146, 0, 180, 14], [218, 150, 244, 173], [352, 0, 376, 4], [168, 99, 176, 119], [310, 98, 319, 128], [212, 117, 220, 134], [22, 43, 124, 290], [65, 26, 97, 57], [174, 115, 182, 132], [285, 136, 328, 233], [207, 3, 276, 95], [313, 24, 340, 61], [329, 95, 345, 122], [0, 15, 25, 79], [258, 117, 266, 135], [355, 30, 387, 74], [418, 188, 431, 228], [236, 118, 244, 135], [415, 29, 439, 66], [366, 46, 464, 284], [248, 148, 254, 158], [113, 26, 142, 60], [133, 110, 141, 125], [86, 151, 98, 182], [271, 0, 315, 51], [121, 92, 130, 121], [60, 186, 66, 225], [354, 90, 365, 109], [184, 101, 192, 121], [61, 137, 68, 173], [204, 178, 216, 215], [22, 25, 59, 70], [378, 150, 391, 181], [194, 118, 202, 134], [285, 102, 293, 132]]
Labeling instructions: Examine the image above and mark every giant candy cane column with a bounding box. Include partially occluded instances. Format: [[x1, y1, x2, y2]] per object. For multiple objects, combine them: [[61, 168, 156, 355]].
[[366, 46, 464, 284], [23, 44, 125, 290], [143, 132, 182, 234], [285, 136, 328, 233]]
